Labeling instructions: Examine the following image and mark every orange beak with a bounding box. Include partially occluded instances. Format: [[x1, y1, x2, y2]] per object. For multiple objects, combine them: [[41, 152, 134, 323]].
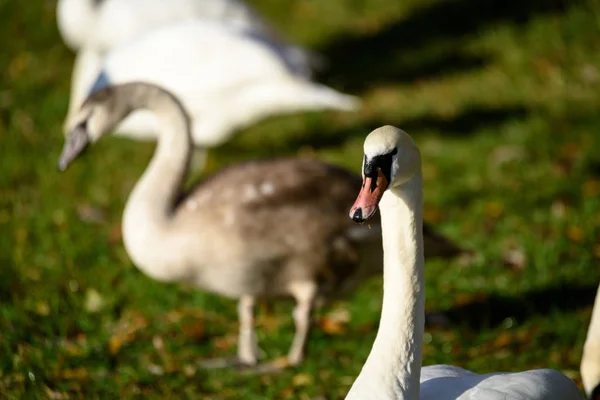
[[349, 169, 389, 223]]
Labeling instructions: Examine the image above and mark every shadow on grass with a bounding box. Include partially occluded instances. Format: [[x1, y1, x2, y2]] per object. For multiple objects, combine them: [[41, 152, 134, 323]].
[[216, 104, 529, 166], [318, 0, 574, 90], [291, 105, 529, 151], [427, 281, 598, 331], [0, 263, 23, 302], [399, 105, 529, 136]]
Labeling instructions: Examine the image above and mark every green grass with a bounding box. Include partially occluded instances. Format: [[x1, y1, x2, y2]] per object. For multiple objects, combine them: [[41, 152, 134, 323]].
[[2, 0, 600, 398]]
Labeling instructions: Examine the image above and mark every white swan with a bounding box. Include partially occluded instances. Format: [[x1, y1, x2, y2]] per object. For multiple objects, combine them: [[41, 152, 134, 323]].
[[61, 20, 357, 153], [582, 283, 600, 399], [57, 0, 319, 125], [346, 125, 583, 399]]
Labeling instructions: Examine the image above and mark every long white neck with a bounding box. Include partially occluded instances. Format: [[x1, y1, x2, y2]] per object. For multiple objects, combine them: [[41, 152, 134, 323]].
[[346, 174, 424, 400], [119, 84, 192, 281]]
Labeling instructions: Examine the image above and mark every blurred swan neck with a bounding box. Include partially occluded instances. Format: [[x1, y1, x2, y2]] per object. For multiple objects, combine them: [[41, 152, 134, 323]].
[[119, 84, 193, 280]]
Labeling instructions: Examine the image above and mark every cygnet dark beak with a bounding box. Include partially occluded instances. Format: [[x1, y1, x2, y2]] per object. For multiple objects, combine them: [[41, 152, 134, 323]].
[[58, 126, 90, 171]]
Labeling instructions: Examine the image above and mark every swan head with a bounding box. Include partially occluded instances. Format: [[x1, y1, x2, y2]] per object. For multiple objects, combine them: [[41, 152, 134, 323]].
[[349, 125, 420, 223], [58, 86, 130, 171]]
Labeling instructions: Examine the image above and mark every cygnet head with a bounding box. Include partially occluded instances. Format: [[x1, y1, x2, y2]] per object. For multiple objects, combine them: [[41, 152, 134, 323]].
[[349, 125, 421, 223], [58, 85, 133, 171]]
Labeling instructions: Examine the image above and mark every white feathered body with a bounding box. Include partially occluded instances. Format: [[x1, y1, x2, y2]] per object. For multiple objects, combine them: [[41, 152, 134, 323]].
[[419, 365, 582, 399]]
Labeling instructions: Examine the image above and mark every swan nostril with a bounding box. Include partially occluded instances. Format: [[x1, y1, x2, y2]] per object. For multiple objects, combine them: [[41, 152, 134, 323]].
[[351, 208, 364, 223]]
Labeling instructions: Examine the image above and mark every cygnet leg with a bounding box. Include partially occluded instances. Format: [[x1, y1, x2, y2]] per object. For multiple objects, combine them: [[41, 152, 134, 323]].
[[237, 295, 259, 365], [287, 281, 317, 366]]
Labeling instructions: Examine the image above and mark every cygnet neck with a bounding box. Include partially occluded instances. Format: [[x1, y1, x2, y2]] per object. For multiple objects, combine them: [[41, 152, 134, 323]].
[[115, 83, 192, 281]]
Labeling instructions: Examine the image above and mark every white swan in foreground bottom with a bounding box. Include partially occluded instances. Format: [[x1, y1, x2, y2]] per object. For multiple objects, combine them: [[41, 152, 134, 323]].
[[582, 284, 600, 399], [345, 125, 583, 399]]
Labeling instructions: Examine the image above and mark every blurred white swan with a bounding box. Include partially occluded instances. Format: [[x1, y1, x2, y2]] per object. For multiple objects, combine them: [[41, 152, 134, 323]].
[[57, 0, 322, 140], [57, 0, 298, 50], [61, 20, 357, 152]]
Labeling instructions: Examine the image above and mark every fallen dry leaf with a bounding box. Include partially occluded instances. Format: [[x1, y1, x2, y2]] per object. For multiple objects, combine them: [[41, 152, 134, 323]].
[[183, 364, 196, 377], [559, 142, 581, 160], [491, 145, 525, 167], [566, 226, 584, 242], [152, 335, 176, 372], [76, 203, 106, 223], [8, 52, 31, 79], [44, 386, 70, 400], [532, 57, 555, 77], [108, 313, 148, 355], [422, 163, 439, 181], [357, 322, 376, 334], [292, 373, 314, 387], [35, 301, 50, 316], [58, 368, 88, 380], [279, 387, 294, 398], [484, 201, 504, 219], [454, 292, 488, 307], [152, 336, 165, 351], [492, 331, 514, 348], [423, 207, 443, 224], [62, 339, 86, 357], [327, 307, 351, 323], [319, 307, 351, 335], [147, 364, 164, 376], [319, 318, 345, 335], [297, 146, 317, 157], [266, 356, 290, 370], [551, 200, 567, 219], [581, 64, 599, 83], [212, 334, 237, 351], [583, 180, 600, 197], [165, 310, 184, 323], [108, 224, 122, 244], [594, 244, 600, 259], [181, 321, 205, 339], [257, 313, 285, 332]]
